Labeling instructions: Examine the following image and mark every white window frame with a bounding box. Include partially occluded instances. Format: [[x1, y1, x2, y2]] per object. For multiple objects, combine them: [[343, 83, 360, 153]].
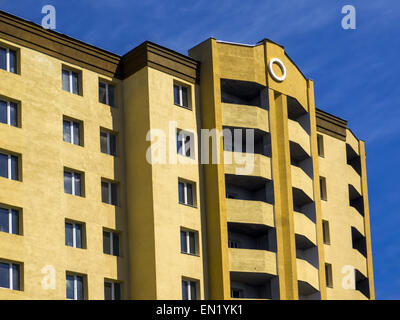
[[63, 69, 79, 94], [105, 281, 121, 300], [182, 279, 197, 300], [103, 181, 118, 205], [179, 181, 194, 206], [1, 153, 17, 180], [0, 46, 16, 73], [65, 170, 81, 196], [1, 208, 18, 234], [67, 274, 84, 300], [1, 100, 16, 126], [64, 120, 80, 145], [66, 222, 83, 248], [181, 230, 196, 255], [101, 130, 116, 155], [177, 130, 193, 158], [104, 230, 119, 256], [174, 84, 189, 108], [1, 262, 19, 290], [99, 81, 115, 106]]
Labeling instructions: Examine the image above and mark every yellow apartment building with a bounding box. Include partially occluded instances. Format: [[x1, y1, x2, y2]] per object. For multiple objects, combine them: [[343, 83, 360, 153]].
[[0, 10, 374, 300]]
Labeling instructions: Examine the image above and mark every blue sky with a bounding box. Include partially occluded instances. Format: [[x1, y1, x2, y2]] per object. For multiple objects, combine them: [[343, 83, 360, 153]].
[[1, 0, 399, 299]]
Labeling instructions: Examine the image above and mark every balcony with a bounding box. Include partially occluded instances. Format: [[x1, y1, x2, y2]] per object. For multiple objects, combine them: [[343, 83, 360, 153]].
[[228, 222, 276, 252], [230, 271, 279, 300], [347, 165, 362, 195], [294, 211, 316, 247], [288, 119, 311, 158], [346, 129, 359, 157], [226, 198, 274, 227], [222, 103, 269, 133], [349, 206, 365, 236], [346, 143, 361, 176], [352, 226, 367, 258], [349, 184, 364, 216], [224, 152, 271, 180], [297, 258, 319, 297], [291, 165, 314, 202], [220, 78, 268, 110], [225, 174, 274, 205]]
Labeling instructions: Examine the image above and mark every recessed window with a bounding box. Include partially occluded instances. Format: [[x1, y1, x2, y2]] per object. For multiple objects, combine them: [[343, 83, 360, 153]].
[[103, 229, 120, 256], [63, 118, 82, 146], [182, 279, 197, 300], [100, 130, 117, 156], [178, 180, 195, 206], [64, 170, 83, 197], [0, 261, 21, 290], [99, 81, 115, 107], [0, 99, 18, 127], [177, 130, 194, 158], [0, 152, 18, 181], [65, 221, 84, 249], [174, 83, 190, 108], [317, 134, 324, 157], [66, 273, 85, 300], [320, 177, 327, 201], [104, 280, 121, 300], [62, 68, 80, 95], [322, 220, 330, 245], [0, 46, 17, 74], [0, 206, 20, 235], [180, 229, 197, 255], [325, 263, 333, 288], [101, 180, 118, 206]]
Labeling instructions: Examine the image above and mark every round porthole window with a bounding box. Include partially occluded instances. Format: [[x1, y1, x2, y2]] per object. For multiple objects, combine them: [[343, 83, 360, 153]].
[[268, 58, 287, 82]]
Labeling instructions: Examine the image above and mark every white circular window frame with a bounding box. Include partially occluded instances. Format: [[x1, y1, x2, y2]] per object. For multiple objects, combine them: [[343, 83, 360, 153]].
[[268, 58, 287, 82]]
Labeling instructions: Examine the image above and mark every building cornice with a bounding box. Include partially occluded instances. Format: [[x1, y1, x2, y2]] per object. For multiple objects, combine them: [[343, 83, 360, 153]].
[[316, 108, 348, 141]]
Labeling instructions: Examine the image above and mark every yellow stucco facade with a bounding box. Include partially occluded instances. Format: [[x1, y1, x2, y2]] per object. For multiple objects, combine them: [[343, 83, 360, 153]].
[[0, 11, 374, 300]]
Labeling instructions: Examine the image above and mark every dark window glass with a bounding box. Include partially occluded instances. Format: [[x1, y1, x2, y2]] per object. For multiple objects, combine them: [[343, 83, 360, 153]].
[[9, 102, 17, 127], [0, 262, 10, 289], [71, 72, 79, 95], [108, 85, 115, 107], [63, 120, 71, 143], [75, 224, 83, 248], [0, 153, 7, 178], [72, 122, 80, 145], [174, 85, 180, 105], [104, 282, 112, 300], [114, 282, 121, 300], [66, 274, 74, 299], [181, 86, 188, 107], [186, 183, 193, 205], [189, 232, 196, 254], [76, 275, 84, 300], [189, 281, 197, 300], [111, 183, 118, 206], [178, 182, 184, 204], [0, 100, 6, 124], [109, 134, 116, 156], [64, 171, 72, 194], [74, 173, 81, 196], [103, 231, 111, 254], [11, 210, 19, 235], [0, 208, 8, 233], [9, 50, 16, 74], [0, 48, 6, 71], [112, 233, 120, 256], [10, 155, 18, 180], [101, 182, 109, 203], [12, 264, 19, 290], [100, 131, 108, 154], [99, 82, 107, 104], [62, 70, 70, 92], [65, 223, 73, 247], [182, 280, 188, 300], [180, 231, 186, 253]]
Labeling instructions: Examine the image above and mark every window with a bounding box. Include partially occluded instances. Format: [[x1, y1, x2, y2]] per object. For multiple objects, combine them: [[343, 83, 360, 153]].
[[231, 288, 243, 298], [0, 99, 18, 127], [180, 230, 196, 255], [322, 220, 330, 245], [177, 130, 194, 158], [317, 134, 324, 157], [320, 177, 327, 201], [63, 118, 81, 146], [103, 230, 120, 256], [0, 152, 18, 180], [101, 181, 118, 206], [182, 279, 197, 300], [64, 170, 83, 196], [62, 68, 80, 95], [228, 240, 239, 248], [66, 273, 85, 300], [65, 221, 84, 249], [325, 263, 333, 288], [100, 130, 117, 156], [0, 46, 17, 73], [0, 261, 20, 290], [99, 81, 115, 107], [178, 180, 194, 206], [104, 281, 121, 300], [174, 83, 189, 108], [0, 207, 19, 235]]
